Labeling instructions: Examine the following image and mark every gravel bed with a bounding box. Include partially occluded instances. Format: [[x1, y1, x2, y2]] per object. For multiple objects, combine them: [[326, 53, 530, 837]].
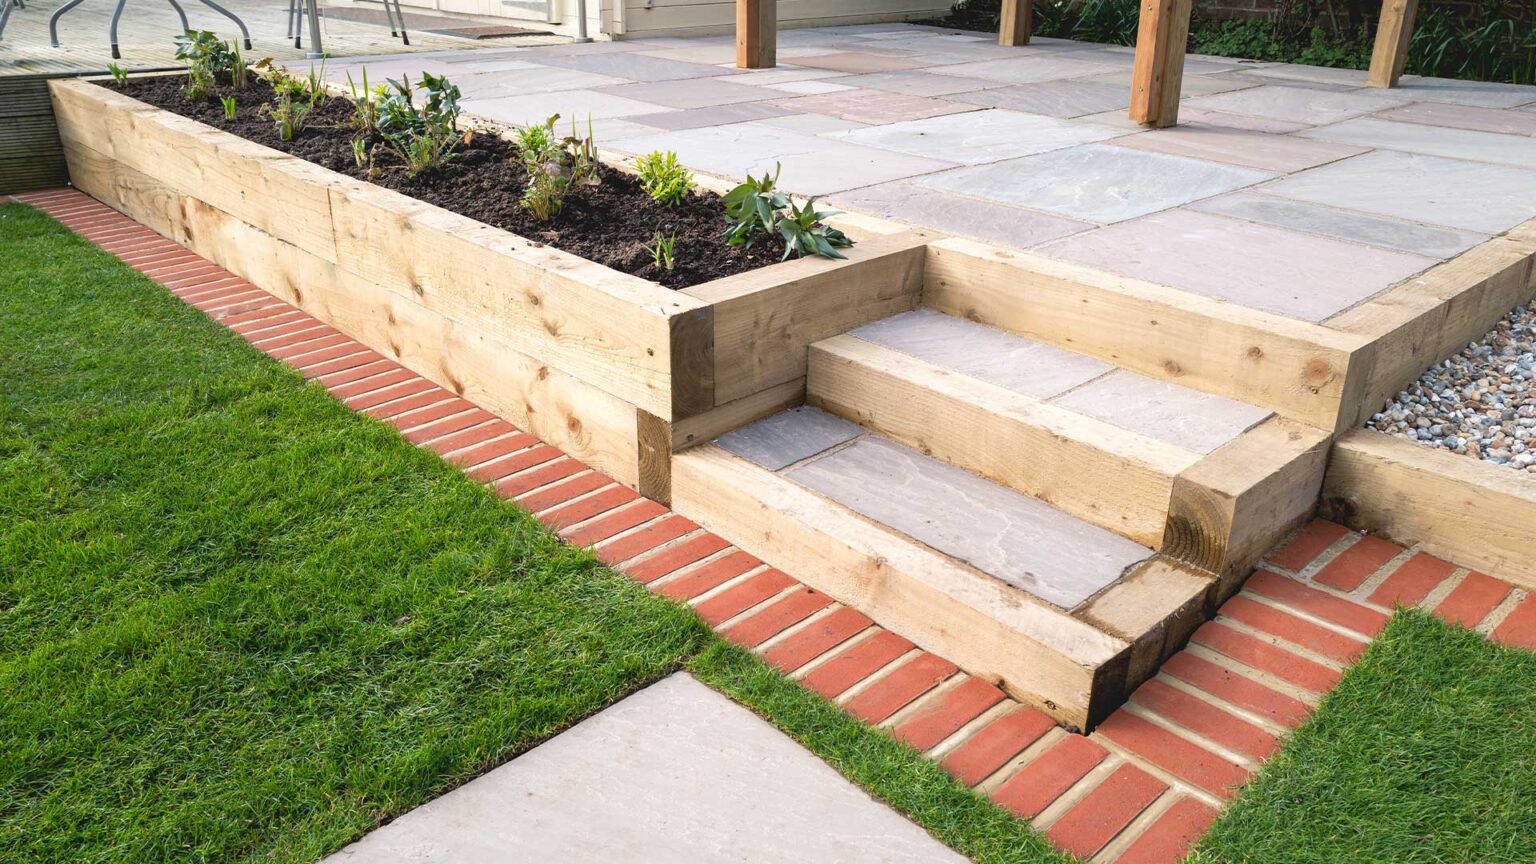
[[1367, 304, 1536, 474]]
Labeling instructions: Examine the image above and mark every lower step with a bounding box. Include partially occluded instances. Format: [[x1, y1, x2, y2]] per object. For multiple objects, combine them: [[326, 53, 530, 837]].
[[671, 408, 1220, 729]]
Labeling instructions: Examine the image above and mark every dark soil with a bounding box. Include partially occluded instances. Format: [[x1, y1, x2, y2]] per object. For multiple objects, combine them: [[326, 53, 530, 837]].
[[117, 75, 791, 289], [921, 0, 1001, 33]]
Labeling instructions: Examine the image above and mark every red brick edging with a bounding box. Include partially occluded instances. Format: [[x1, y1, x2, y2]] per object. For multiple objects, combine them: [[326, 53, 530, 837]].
[[13, 188, 1536, 864]]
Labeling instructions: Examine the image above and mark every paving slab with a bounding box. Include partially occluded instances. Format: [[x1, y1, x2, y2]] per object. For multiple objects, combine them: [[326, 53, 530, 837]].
[[789, 51, 934, 74], [753, 113, 871, 135], [324, 674, 968, 864], [610, 124, 955, 195], [717, 406, 863, 471], [1070, 69, 1260, 97], [1038, 209, 1438, 321], [770, 90, 980, 125], [1393, 75, 1536, 109], [787, 436, 1152, 609], [1049, 369, 1272, 454], [718, 66, 852, 86], [595, 77, 780, 109], [1299, 117, 1536, 169], [1184, 84, 1415, 125], [535, 52, 733, 82], [1373, 101, 1536, 136], [827, 181, 1092, 249], [465, 89, 670, 123], [1233, 64, 1372, 87], [830, 109, 1126, 164], [952, 80, 1131, 118], [927, 55, 1120, 84], [1106, 122, 1367, 173], [624, 102, 792, 132], [1260, 149, 1536, 234], [1187, 192, 1489, 259], [918, 145, 1274, 224], [849, 309, 1113, 399], [1173, 107, 1314, 134], [833, 70, 999, 97], [764, 80, 858, 95]]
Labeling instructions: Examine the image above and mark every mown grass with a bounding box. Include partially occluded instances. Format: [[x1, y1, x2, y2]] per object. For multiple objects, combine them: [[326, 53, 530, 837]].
[[1193, 609, 1536, 864], [0, 201, 1069, 864]]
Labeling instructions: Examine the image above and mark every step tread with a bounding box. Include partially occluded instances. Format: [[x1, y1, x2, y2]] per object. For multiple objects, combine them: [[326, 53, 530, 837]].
[[848, 309, 1271, 455], [718, 408, 1153, 610]]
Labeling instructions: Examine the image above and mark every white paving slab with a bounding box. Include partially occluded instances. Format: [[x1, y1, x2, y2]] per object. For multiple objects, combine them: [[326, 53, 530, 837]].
[[1299, 117, 1536, 169], [848, 309, 1113, 399], [918, 145, 1274, 223], [1261, 150, 1536, 234], [716, 406, 863, 471], [1050, 370, 1272, 454], [787, 436, 1152, 608], [1187, 192, 1489, 259], [830, 109, 1126, 165], [1038, 209, 1438, 321], [1184, 84, 1415, 125], [324, 674, 968, 864], [828, 182, 1091, 249]]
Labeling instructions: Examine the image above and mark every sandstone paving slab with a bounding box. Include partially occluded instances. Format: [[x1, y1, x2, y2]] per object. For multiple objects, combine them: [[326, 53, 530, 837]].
[[927, 55, 1120, 84], [1069, 69, 1260, 97], [717, 406, 863, 471], [1260, 149, 1536, 234], [716, 65, 851, 86], [609, 124, 955, 195], [1049, 369, 1273, 454], [769, 90, 981, 126], [1184, 84, 1416, 125], [830, 180, 1092, 248], [595, 77, 781, 109], [433, 65, 624, 97], [849, 309, 1113, 399], [763, 80, 857, 95], [1037, 209, 1438, 321], [1187, 192, 1489, 259], [324, 674, 969, 864], [830, 109, 1126, 164], [753, 113, 871, 135], [789, 51, 933, 74], [623, 102, 792, 132], [465, 89, 671, 124], [1232, 64, 1372, 87], [535, 51, 734, 82], [918, 144, 1274, 224], [1106, 122, 1367, 173], [1173, 106, 1313, 134], [1299, 117, 1536, 169], [1392, 75, 1536, 108], [787, 436, 1152, 609], [1373, 101, 1536, 136], [833, 70, 999, 96], [952, 80, 1131, 118]]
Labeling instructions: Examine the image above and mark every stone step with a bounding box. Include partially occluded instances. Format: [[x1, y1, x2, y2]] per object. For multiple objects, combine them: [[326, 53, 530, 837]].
[[808, 309, 1274, 547], [671, 406, 1222, 729]]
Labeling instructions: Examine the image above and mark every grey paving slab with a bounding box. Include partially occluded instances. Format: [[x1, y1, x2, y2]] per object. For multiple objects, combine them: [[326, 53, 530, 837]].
[[952, 80, 1131, 118], [1050, 370, 1272, 454], [829, 182, 1092, 248], [535, 52, 732, 82], [918, 145, 1274, 224], [1299, 117, 1536, 169], [717, 406, 863, 471], [610, 124, 955, 195], [1174, 107, 1314, 134], [1187, 192, 1489, 259], [789, 51, 933, 74], [1038, 209, 1438, 321], [927, 55, 1120, 84], [1233, 64, 1372, 87], [753, 113, 872, 135], [595, 77, 780, 109], [764, 80, 858, 95], [770, 90, 981, 126], [1069, 69, 1260, 97], [325, 674, 968, 864], [1261, 149, 1536, 234], [1184, 84, 1416, 125], [787, 437, 1152, 609], [464, 89, 670, 124], [1374, 101, 1536, 136], [623, 102, 793, 132], [1393, 75, 1536, 109], [830, 109, 1126, 164], [717, 66, 852, 86], [849, 309, 1113, 398], [1106, 123, 1367, 173], [834, 70, 999, 97]]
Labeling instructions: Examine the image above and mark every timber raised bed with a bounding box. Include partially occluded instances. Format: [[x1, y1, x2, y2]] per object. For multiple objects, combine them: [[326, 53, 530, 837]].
[[49, 76, 928, 500]]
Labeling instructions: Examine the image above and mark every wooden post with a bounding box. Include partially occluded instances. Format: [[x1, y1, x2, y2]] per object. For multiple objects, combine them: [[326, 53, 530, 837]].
[[1128, 0, 1192, 128], [1367, 0, 1419, 88], [736, 0, 776, 69], [999, 0, 1032, 47]]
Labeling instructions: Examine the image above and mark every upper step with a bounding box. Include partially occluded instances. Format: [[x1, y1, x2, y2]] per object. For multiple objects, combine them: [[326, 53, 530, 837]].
[[808, 309, 1274, 547]]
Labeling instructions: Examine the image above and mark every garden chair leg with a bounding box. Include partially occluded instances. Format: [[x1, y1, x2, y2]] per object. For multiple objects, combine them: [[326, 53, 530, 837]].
[[194, 0, 251, 49], [48, 0, 90, 47], [108, 0, 129, 58], [166, 0, 191, 33]]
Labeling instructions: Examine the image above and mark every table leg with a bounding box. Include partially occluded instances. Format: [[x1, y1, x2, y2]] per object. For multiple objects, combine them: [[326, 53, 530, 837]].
[[166, 0, 191, 33], [109, 0, 128, 58]]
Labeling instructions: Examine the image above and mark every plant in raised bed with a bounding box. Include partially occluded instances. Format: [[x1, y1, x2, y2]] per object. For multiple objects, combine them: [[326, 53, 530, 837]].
[[513, 114, 601, 221], [230, 41, 249, 90], [174, 30, 235, 101], [346, 68, 383, 136], [375, 73, 465, 178], [108, 63, 128, 86], [646, 232, 677, 272], [634, 150, 695, 208], [722, 164, 853, 260], [220, 95, 237, 120], [260, 64, 323, 143]]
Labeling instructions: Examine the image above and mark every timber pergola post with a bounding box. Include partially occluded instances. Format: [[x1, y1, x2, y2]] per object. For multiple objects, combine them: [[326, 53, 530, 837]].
[[1367, 0, 1419, 87], [1128, 0, 1193, 128], [736, 0, 776, 69], [999, 0, 1033, 46]]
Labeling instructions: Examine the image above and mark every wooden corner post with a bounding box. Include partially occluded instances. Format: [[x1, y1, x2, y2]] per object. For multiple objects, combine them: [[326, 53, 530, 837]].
[[736, 0, 776, 69], [1128, 0, 1192, 128], [1367, 0, 1419, 88], [999, 0, 1033, 47]]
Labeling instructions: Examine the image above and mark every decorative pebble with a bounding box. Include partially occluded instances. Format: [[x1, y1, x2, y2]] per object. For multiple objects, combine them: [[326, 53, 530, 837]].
[[1366, 305, 1536, 475]]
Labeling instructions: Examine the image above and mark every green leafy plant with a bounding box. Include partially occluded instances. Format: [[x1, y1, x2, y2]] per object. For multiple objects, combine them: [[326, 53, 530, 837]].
[[634, 150, 695, 207], [513, 114, 602, 221], [346, 67, 384, 135], [722, 164, 853, 260], [230, 41, 249, 90], [646, 232, 677, 271], [375, 73, 465, 178], [174, 30, 234, 101], [220, 95, 237, 120], [107, 63, 129, 86], [260, 64, 322, 142]]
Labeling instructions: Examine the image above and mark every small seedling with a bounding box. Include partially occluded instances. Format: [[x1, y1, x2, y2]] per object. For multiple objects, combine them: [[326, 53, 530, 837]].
[[634, 150, 694, 207], [220, 95, 237, 120], [346, 67, 382, 135], [261, 63, 323, 142], [646, 232, 677, 272], [108, 63, 129, 85], [230, 40, 248, 89]]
